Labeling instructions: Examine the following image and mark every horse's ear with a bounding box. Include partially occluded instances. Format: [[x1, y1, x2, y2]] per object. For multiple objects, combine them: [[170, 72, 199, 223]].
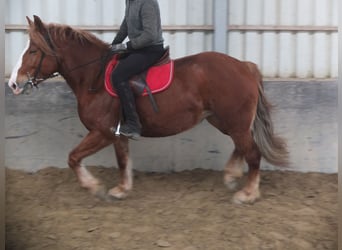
[[33, 15, 47, 34], [26, 16, 33, 27]]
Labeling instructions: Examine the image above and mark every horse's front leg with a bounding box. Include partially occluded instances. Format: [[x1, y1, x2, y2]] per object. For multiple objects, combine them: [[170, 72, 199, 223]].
[[108, 137, 133, 199], [68, 130, 112, 198]]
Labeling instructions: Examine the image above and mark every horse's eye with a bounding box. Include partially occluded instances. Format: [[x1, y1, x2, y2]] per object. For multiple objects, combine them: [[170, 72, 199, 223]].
[[29, 50, 38, 54]]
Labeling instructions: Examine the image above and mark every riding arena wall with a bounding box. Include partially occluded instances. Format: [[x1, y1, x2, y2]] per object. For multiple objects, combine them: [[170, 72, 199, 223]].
[[4, 0, 338, 173]]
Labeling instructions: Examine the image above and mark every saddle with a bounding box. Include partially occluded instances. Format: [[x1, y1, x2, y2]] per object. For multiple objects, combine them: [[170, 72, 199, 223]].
[[105, 48, 174, 112]]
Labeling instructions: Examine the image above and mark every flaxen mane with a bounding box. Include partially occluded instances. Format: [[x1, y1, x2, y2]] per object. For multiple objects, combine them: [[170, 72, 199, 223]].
[[28, 22, 108, 56]]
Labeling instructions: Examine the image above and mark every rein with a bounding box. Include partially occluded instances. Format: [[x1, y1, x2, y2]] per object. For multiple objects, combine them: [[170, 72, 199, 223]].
[[22, 51, 109, 95]]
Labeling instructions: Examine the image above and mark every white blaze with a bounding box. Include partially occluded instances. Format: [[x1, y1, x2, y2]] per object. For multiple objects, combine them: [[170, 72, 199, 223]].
[[8, 40, 30, 94]]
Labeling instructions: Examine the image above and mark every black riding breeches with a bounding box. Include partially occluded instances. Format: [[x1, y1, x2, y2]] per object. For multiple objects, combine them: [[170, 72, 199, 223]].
[[111, 45, 164, 87]]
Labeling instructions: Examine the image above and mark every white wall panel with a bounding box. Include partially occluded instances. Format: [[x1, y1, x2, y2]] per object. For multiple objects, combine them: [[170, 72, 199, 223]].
[[330, 32, 338, 77], [262, 33, 278, 78], [261, 0, 278, 77], [296, 33, 313, 78], [5, 0, 338, 78], [227, 0, 337, 78], [5, 32, 26, 76], [313, 33, 330, 78], [227, 0, 245, 60], [229, 0, 244, 25], [244, 0, 262, 66], [296, 0, 313, 78], [278, 33, 296, 78]]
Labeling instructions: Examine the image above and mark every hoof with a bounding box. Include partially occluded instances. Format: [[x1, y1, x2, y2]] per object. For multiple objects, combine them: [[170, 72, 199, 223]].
[[90, 184, 108, 201], [232, 189, 260, 204], [108, 186, 129, 200], [224, 176, 238, 190]]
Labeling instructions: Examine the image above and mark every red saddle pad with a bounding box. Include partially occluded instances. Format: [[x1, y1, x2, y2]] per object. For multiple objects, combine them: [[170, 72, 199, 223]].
[[105, 55, 174, 97]]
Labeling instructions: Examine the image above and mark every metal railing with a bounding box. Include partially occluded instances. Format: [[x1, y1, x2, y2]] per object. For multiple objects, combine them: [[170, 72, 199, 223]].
[[5, 24, 338, 32]]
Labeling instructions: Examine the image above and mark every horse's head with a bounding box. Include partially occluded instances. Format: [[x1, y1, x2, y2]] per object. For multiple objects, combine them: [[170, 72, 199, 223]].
[[8, 15, 59, 95]]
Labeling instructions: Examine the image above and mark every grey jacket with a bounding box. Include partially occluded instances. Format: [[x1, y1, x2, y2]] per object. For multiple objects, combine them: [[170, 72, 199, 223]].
[[113, 0, 164, 49]]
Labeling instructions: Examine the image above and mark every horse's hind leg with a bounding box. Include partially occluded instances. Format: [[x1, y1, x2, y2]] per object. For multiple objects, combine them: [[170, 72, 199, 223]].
[[68, 130, 112, 199], [230, 132, 261, 204], [224, 149, 244, 190], [108, 137, 133, 199]]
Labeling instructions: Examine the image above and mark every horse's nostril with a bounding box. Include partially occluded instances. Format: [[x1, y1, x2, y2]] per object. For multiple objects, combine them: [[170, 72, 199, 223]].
[[11, 83, 17, 90]]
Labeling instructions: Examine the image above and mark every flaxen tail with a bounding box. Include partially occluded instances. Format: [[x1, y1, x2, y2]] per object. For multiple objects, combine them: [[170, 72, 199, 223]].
[[246, 62, 289, 166]]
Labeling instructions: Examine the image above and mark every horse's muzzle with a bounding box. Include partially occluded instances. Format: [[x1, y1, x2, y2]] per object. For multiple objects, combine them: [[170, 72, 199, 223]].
[[8, 82, 24, 95]]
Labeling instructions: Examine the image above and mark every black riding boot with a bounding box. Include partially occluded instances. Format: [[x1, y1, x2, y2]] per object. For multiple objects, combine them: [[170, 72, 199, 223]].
[[112, 81, 141, 139]]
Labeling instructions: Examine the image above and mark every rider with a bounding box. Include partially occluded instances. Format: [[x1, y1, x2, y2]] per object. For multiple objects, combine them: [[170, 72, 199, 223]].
[[110, 0, 164, 139]]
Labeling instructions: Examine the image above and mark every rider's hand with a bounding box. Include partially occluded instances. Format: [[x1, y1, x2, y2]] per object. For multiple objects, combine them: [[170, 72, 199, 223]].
[[110, 43, 127, 53]]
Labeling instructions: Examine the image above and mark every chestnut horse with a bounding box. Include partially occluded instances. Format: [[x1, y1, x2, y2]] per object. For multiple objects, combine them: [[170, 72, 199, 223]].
[[8, 16, 288, 204]]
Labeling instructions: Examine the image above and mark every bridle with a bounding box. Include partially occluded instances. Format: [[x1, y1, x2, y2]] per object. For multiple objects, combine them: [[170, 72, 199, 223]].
[[21, 30, 111, 94], [22, 51, 59, 94], [21, 29, 60, 94]]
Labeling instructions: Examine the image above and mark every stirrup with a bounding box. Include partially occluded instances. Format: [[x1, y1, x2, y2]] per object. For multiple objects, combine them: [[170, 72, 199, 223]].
[[110, 121, 121, 136], [109, 121, 141, 140]]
